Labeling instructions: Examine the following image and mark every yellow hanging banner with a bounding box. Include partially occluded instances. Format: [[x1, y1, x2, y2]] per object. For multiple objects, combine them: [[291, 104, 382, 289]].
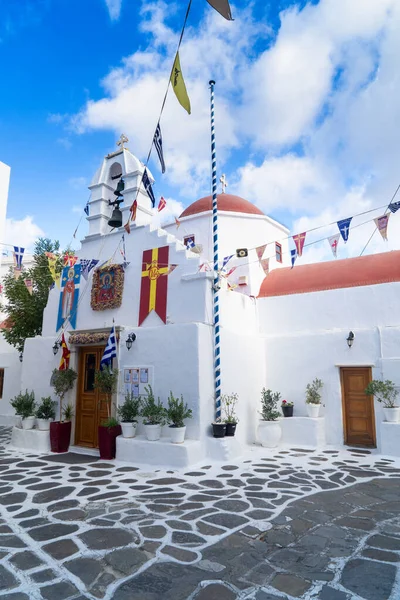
[[170, 52, 191, 115]]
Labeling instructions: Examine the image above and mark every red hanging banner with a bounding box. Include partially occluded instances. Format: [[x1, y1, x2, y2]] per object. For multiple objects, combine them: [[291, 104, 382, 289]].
[[138, 246, 169, 326], [292, 232, 306, 257]]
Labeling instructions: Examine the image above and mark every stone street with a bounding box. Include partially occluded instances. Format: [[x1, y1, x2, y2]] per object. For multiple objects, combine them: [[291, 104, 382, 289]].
[[0, 426, 399, 599]]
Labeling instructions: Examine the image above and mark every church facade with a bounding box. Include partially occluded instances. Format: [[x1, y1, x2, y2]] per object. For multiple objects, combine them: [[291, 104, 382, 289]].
[[1, 146, 399, 464]]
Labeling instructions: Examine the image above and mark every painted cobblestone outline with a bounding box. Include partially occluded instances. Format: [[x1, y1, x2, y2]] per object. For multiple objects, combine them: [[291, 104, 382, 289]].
[[0, 426, 399, 598]]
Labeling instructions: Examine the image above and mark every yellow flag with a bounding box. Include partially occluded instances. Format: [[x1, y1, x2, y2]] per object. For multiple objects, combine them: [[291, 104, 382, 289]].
[[47, 257, 58, 284], [170, 52, 191, 115]]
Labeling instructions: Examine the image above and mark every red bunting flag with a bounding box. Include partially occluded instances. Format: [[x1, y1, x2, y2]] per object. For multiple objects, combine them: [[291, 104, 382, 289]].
[[292, 233, 306, 257], [162, 264, 178, 276], [138, 246, 169, 326], [124, 221, 131, 235], [130, 200, 138, 222], [260, 258, 269, 275], [59, 333, 70, 371], [158, 197, 167, 212], [256, 244, 267, 262], [374, 214, 390, 241]]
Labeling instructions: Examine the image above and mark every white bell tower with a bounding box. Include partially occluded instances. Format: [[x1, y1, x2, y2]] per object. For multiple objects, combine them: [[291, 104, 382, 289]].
[[85, 135, 155, 238]]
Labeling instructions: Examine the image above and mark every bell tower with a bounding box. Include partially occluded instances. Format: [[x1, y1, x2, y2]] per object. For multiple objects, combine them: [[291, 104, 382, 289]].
[[85, 135, 155, 238]]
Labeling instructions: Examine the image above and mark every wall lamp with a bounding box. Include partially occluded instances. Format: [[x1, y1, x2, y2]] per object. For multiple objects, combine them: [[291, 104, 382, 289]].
[[126, 333, 136, 351], [52, 341, 61, 356], [347, 331, 355, 348]]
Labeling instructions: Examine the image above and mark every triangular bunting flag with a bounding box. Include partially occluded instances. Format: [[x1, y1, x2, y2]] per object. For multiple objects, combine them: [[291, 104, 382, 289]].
[[292, 233, 306, 257], [130, 199, 138, 221], [222, 255, 233, 270], [225, 266, 237, 277], [80, 259, 99, 281], [328, 234, 340, 258], [290, 249, 297, 269], [162, 264, 178, 276], [337, 217, 352, 242], [175, 217, 181, 229], [206, 0, 233, 20], [158, 197, 167, 212], [388, 201, 400, 214], [24, 279, 33, 295], [170, 52, 191, 114], [256, 244, 267, 261], [124, 221, 131, 234], [260, 258, 269, 275], [374, 214, 390, 241], [84, 201, 90, 216]]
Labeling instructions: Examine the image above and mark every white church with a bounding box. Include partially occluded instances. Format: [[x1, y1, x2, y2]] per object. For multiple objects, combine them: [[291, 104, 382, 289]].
[[1, 144, 400, 466]]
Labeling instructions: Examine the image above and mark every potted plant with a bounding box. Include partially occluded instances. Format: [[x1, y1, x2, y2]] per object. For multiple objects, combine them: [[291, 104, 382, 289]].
[[10, 390, 36, 430], [257, 388, 281, 448], [305, 378, 323, 417], [94, 367, 121, 459], [117, 392, 141, 438], [166, 392, 193, 443], [281, 400, 294, 417], [35, 396, 57, 431], [50, 368, 77, 452], [141, 385, 166, 441], [222, 393, 239, 436], [365, 380, 400, 422]]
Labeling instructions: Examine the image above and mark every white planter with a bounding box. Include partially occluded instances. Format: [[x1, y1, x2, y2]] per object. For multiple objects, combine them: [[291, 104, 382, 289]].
[[37, 418, 52, 431], [257, 420, 282, 448], [383, 407, 400, 423], [21, 416, 35, 430], [170, 426, 186, 444], [306, 404, 321, 418], [121, 422, 137, 438], [144, 423, 161, 441]]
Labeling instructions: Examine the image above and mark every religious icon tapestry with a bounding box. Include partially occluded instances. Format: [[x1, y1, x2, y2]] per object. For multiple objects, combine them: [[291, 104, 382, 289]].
[[56, 264, 81, 331], [139, 246, 169, 326], [91, 264, 124, 311]]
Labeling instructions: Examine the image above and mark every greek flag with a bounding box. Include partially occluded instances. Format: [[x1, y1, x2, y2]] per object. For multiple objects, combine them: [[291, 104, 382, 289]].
[[100, 326, 117, 369], [153, 123, 166, 174], [186, 238, 195, 249], [290, 248, 297, 269], [13, 247, 25, 269], [389, 201, 400, 214], [142, 168, 156, 208]]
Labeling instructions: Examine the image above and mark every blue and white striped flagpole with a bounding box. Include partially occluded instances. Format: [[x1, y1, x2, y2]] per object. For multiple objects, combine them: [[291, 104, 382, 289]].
[[209, 80, 221, 422]]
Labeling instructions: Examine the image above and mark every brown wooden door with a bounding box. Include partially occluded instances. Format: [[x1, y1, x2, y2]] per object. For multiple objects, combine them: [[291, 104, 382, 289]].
[[75, 346, 109, 448], [341, 367, 376, 447]]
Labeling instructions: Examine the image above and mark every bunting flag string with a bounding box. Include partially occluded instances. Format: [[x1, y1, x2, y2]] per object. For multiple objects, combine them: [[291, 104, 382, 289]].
[[374, 214, 390, 241], [158, 197, 167, 212], [255, 244, 267, 262], [328, 234, 340, 258], [337, 217, 352, 243], [291, 249, 298, 269], [292, 233, 306, 257], [170, 52, 191, 115]]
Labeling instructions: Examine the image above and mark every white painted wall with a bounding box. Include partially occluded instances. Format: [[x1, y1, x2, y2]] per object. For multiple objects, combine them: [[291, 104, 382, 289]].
[[0, 334, 23, 422]]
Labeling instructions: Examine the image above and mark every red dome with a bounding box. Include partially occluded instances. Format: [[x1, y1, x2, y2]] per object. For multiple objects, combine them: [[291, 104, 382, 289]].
[[180, 194, 264, 218], [258, 250, 400, 298]]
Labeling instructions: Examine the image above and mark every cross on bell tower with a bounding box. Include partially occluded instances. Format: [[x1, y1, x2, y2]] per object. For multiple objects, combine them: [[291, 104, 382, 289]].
[[220, 174, 228, 193], [117, 134, 129, 151]]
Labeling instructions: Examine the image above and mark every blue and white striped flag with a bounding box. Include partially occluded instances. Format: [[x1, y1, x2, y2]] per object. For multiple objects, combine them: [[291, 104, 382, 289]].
[[153, 123, 166, 174], [186, 238, 195, 250], [13, 246, 25, 269], [142, 168, 156, 208], [100, 326, 117, 369], [389, 201, 400, 214]]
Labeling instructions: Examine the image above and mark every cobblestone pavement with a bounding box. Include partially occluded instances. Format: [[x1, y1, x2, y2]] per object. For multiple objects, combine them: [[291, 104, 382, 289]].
[[0, 427, 399, 599]]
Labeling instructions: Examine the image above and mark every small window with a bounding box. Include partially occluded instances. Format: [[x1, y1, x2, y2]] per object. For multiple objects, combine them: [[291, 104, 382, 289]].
[[0, 369, 4, 399], [275, 242, 282, 263]]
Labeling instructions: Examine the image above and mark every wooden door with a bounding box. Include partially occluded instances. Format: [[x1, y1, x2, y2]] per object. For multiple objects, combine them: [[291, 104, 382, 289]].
[[75, 346, 109, 448], [341, 367, 376, 447]]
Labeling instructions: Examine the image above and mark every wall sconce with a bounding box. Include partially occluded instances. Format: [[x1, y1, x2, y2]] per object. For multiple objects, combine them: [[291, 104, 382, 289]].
[[347, 331, 355, 348], [52, 341, 61, 356], [19, 352, 23, 363], [126, 333, 136, 351]]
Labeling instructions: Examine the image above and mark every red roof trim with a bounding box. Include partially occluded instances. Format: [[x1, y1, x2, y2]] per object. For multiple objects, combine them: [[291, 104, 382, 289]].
[[180, 194, 264, 218], [258, 250, 400, 298]]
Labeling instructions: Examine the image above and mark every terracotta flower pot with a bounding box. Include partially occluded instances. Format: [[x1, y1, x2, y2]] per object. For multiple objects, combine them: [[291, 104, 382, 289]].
[[225, 423, 237, 436], [50, 421, 72, 453], [98, 425, 122, 459]]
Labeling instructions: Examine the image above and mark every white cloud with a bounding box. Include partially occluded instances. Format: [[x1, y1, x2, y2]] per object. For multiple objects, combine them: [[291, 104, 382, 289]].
[[4, 216, 45, 250], [104, 0, 122, 21], [69, 177, 87, 190], [57, 138, 72, 150]]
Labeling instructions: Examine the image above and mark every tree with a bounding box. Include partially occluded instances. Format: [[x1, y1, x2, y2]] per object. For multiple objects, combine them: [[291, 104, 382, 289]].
[[0, 238, 63, 351]]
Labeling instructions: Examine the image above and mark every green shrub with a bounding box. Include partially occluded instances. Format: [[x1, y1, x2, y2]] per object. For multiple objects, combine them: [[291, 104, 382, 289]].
[[141, 385, 166, 426], [260, 388, 281, 421], [166, 392, 192, 428], [305, 378, 323, 405], [36, 396, 56, 420], [51, 368, 77, 421], [222, 393, 239, 424], [117, 393, 141, 423], [10, 390, 36, 419], [94, 367, 119, 419], [365, 380, 399, 408]]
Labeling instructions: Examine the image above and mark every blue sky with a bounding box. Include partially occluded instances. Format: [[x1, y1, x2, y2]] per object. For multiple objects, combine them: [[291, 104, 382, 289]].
[[1, 0, 400, 261]]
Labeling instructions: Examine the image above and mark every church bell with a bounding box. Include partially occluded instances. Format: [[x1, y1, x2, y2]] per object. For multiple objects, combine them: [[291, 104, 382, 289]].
[[114, 178, 125, 196], [108, 207, 123, 228]]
